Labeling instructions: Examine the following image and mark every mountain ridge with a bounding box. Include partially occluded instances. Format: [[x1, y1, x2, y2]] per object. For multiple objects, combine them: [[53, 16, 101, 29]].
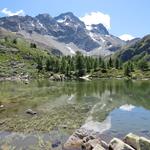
[[0, 12, 125, 56]]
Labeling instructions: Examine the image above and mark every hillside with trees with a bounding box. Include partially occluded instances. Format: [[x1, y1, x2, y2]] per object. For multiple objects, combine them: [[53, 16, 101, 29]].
[[0, 33, 150, 81]]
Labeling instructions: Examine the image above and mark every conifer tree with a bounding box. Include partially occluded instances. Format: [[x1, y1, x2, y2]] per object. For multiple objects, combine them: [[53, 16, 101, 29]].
[[75, 52, 86, 77]]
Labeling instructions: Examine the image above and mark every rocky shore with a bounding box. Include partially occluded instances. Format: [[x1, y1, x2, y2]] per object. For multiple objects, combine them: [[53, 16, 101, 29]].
[[64, 129, 150, 150]]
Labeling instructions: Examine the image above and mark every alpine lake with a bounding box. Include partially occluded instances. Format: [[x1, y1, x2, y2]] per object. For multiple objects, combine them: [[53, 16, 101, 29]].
[[0, 79, 150, 149]]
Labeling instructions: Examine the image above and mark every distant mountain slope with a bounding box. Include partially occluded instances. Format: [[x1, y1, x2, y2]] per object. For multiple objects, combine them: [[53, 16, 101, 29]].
[[0, 12, 125, 56], [114, 35, 150, 63]]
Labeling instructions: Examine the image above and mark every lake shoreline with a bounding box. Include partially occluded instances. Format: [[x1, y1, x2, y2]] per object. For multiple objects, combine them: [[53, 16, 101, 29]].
[[0, 75, 149, 83]]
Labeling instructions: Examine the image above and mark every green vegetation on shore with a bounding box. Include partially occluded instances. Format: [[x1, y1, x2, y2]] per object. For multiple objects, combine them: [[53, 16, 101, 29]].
[[0, 36, 149, 80]]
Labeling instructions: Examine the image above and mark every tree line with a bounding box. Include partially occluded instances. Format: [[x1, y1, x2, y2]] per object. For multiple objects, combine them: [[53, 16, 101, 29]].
[[35, 51, 149, 77]]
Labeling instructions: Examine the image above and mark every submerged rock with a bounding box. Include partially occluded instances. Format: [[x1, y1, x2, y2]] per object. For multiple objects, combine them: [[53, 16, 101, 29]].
[[0, 105, 6, 112], [52, 140, 61, 148], [64, 134, 83, 150], [25, 109, 37, 115], [0, 120, 5, 125], [0, 105, 4, 108]]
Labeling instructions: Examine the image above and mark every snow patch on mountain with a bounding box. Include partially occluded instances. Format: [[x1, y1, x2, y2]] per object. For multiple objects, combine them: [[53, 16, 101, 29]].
[[100, 37, 105, 43], [57, 19, 65, 23], [66, 46, 76, 54], [86, 25, 92, 30], [31, 22, 35, 27], [89, 32, 97, 42], [37, 20, 46, 29]]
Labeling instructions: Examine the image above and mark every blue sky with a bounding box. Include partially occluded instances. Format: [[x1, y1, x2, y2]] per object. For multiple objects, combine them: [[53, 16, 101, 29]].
[[0, 0, 150, 40]]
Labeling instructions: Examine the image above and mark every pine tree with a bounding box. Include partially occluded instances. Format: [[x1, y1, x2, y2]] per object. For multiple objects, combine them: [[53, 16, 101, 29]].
[[46, 57, 56, 72], [138, 60, 149, 71], [115, 59, 119, 69], [98, 57, 102, 67], [94, 58, 99, 71], [108, 57, 113, 68], [12, 38, 17, 44], [65, 63, 71, 76], [30, 43, 37, 48], [60, 57, 67, 74], [4, 36, 8, 42], [101, 60, 106, 69], [124, 63, 131, 77], [75, 52, 86, 77], [36, 56, 43, 71]]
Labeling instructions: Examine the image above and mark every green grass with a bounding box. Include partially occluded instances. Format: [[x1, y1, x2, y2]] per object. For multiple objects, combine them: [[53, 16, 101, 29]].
[[0, 37, 50, 78]]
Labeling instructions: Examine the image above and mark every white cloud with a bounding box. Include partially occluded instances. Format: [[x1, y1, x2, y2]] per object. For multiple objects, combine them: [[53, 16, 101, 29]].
[[120, 104, 135, 112], [119, 34, 135, 41], [1, 8, 25, 16], [80, 12, 111, 30]]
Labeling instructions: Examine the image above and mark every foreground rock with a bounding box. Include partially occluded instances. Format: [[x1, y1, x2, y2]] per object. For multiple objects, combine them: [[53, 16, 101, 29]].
[[109, 138, 135, 150], [139, 137, 150, 150], [64, 129, 108, 150], [124, 133, 150, 150], [124, 133, 140, 149], [93, 144, 105, 150], [64, 130, 150, 150]]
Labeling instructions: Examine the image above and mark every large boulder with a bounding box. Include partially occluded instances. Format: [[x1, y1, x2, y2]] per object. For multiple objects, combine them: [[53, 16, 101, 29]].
[[109, 138, 135, 150], [50, 74, 66, 81], [124, 133, 140, 150], [139, 137, 150, 150]]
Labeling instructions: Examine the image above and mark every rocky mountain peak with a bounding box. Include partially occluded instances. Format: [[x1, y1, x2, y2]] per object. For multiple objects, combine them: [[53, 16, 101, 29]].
[[54, 12, 85, 27], [0, 12, 125, 55], [90, 23, 109, 35], [36, 13, 52, 20]]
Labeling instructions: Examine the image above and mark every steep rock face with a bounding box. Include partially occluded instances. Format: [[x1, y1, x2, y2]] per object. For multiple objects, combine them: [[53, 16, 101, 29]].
[[90, 23, 109, 35], [36, 13, 63, 36], [0, 15, 47, 34], [0, 12, 125, 55], [54, 12, 100, 51]]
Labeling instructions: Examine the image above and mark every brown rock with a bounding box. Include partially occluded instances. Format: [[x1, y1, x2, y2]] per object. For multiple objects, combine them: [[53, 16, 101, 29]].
[[64, 134, 83, 150]]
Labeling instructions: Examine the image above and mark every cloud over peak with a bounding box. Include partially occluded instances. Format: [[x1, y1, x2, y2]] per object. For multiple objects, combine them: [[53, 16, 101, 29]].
[[1, 8, 25, 16], [119, 34, 135, 41], [80, 12, 111, 30]]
